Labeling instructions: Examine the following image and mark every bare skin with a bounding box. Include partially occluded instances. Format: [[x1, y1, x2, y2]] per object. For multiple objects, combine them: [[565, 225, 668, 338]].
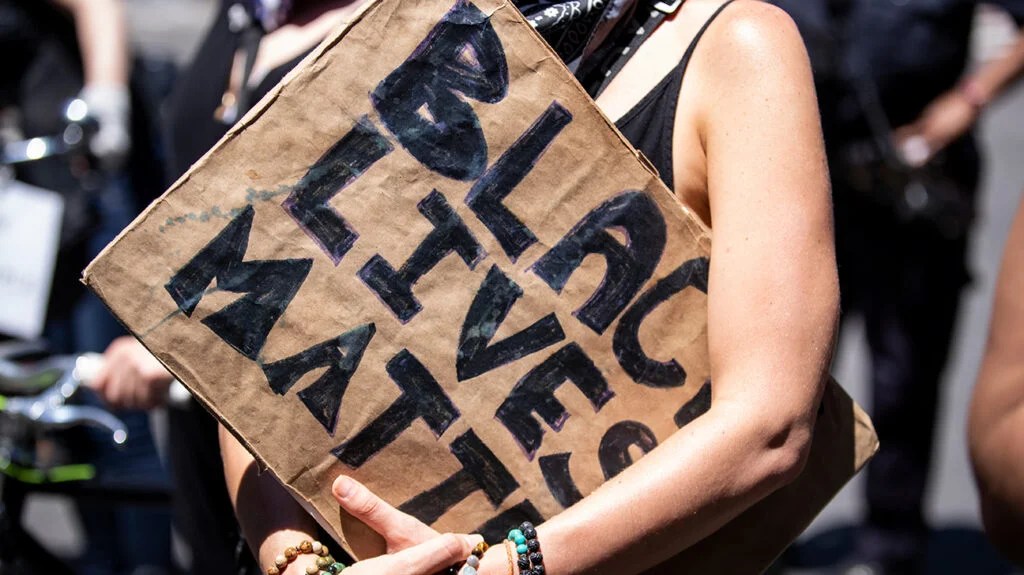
[[50, 0, 130, 87], [217, 1, 839, 573], [969, 197, 1024, 567]]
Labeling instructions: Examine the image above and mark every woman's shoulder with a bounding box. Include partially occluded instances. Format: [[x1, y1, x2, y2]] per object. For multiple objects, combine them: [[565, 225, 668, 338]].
[[673, 0, 815, 121], [687, 0, 810, 81]]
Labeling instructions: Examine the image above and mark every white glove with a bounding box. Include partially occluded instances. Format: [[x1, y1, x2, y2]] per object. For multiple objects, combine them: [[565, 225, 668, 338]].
[[79, 83, 131, 170]]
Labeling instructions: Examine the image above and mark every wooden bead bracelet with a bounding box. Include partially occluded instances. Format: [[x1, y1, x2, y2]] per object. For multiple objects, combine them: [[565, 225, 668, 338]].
[[266, 540, 347, 575]]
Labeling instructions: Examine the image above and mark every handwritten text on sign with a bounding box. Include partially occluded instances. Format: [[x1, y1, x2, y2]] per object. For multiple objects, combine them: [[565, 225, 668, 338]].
[[165, 0, 709, 539], [98, 0, 714, 544]]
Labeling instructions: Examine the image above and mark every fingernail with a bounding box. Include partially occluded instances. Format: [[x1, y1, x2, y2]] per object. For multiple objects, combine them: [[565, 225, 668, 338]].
[[334, 476, 354, 499]]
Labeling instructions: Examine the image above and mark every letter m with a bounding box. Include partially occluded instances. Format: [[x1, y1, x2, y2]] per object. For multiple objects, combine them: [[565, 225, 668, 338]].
[[165, 205, 312, 360]]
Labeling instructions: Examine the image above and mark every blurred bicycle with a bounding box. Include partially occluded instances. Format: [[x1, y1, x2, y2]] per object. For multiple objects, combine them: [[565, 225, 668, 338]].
[[0, 348, 172, 575], [1, 99, 175, 574]]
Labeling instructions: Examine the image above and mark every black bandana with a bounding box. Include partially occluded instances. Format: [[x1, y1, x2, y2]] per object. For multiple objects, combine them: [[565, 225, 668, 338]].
[[514, 0, 636, 65]]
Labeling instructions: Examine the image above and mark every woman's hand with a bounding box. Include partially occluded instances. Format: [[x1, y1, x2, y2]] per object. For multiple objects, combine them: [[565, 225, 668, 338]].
[[894, 88, 979, 167], [331, 475, 483, 573], [332, 475, 443, 553]]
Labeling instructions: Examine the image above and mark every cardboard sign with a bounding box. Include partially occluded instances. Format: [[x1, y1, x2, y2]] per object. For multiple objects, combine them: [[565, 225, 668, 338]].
[[0, 179, 64, 339], [84, 0, 877, 570]]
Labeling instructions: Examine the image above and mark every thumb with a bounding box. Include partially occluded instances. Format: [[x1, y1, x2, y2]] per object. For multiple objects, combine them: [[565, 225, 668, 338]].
[[333, 475, 438, 550]]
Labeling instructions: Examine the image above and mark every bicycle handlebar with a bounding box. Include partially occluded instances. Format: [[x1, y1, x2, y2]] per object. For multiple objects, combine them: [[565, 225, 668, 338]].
[[0, 354, 128, 446], [0, 98, 98, 166]]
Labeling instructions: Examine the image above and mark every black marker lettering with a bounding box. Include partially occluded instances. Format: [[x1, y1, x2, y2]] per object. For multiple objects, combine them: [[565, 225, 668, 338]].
[[612, 257, 709, 387], [599, 420, 658, 480], [531, 191, 666, 334], [262, 324, 376, 434], [465, 102, 573, 261], [371, 0, 508, 180], [399, 430, 518, 525], [332, 349, 459, 468], [475, 500, 545, 544], [496, 343, 613, 460], [539, 452, 583, 508], [457, 265, 565, 381], [165, 206, 311, 360], [358, 190, 486, 323], [282, 117, 393, 265], [674, 380, 712, 428]]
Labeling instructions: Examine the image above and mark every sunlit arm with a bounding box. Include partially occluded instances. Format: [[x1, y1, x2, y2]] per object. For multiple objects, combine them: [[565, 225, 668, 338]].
[[474, 4, 838, 573], [220, 426, 325, 574]]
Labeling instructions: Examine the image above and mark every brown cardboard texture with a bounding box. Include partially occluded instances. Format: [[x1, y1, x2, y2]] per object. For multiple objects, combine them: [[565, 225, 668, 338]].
[[83, 0, 877, 571]]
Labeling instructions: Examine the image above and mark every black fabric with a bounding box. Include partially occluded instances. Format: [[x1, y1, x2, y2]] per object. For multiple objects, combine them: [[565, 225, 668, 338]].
[[614, 0, 734, 190], [166, 2, 305, 179], [167, 401, 246, 574], [163, 4, 343, 572]]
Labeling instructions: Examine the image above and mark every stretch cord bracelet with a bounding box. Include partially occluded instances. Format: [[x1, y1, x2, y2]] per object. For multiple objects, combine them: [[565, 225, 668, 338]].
[[266, 540, 347, 575], [455, 541, 490, 575], [508, 522, 544, 575]]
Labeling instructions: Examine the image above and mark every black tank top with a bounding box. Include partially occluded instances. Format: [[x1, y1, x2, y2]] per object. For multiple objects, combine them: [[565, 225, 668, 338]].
[[614, 0, 735, 191], [165, 1, 309, 179]]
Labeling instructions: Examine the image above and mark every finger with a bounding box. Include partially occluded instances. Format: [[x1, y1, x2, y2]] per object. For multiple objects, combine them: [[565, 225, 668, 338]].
[[106, 378, 130, 410], [333, 476, 437, 549], [375, 533, 480, 575]]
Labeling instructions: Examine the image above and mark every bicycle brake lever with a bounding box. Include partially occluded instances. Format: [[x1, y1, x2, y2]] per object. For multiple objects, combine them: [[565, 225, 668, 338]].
[[3, 395, 128, 446]]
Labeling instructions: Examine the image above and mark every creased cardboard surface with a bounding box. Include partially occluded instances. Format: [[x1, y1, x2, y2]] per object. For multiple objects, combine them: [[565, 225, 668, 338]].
[[83, 0, 876, 571]]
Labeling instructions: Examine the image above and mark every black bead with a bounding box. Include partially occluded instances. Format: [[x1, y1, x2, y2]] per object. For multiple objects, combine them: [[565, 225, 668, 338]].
[[534, 566, 546, 575], [523, 526, 537, 539], [527, 539, 540, 552], [518, 556, 531, 570], [520, 521, 534, 532], [529, 552, 543, 564]]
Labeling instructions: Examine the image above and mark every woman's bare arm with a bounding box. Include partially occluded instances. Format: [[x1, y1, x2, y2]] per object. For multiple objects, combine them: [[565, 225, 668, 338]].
[[472, 3, 837, 574], [220, 426, 325, 573], [50, 0, 129, 87], [969, 197, 1024, 567]]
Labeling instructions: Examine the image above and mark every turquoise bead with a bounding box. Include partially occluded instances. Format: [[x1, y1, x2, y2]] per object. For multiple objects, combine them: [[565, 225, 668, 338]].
[[514, 534, 526, 545], [508, 529, 524, 541], [517, 543, 529, 555]]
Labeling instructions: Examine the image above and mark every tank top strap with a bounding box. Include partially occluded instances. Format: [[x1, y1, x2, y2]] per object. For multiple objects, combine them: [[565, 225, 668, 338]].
[[614, 0, 738, 191], [677, 0, 737, 81]]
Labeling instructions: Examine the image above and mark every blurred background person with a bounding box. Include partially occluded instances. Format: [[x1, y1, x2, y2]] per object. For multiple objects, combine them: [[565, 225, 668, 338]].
[[771, 1, 1024, 573], [0, 0, 174, 573]]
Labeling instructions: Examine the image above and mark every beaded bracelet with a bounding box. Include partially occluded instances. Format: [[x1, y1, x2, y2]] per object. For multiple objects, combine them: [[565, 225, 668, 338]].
[[454, 541, 490, 575], [266, 540, 347, 575], [507, 522, 544, 575]]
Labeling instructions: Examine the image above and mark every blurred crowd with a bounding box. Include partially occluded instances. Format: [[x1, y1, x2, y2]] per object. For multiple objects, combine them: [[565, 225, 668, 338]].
[[1, 0, 1024, 574]]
